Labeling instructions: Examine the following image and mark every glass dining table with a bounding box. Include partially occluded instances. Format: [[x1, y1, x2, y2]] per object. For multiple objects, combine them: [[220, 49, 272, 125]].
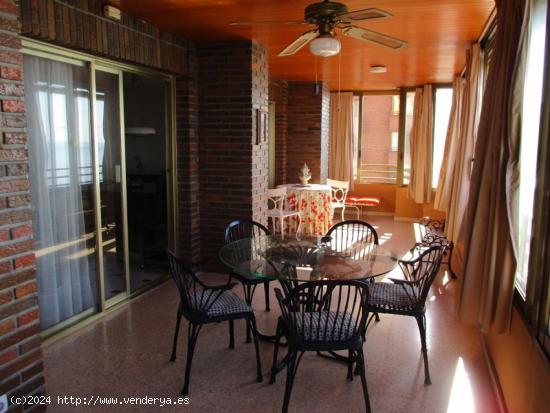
[[219, 234, 399, 375]]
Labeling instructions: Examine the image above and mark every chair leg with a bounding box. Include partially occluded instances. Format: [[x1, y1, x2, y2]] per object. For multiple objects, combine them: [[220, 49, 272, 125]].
[[228, 319, 235, 349], [447, 243, 458, 279], [296, 214, 302, 238], [416, 315, 432, 385], [170, 309, 182, 361], [280, 215, 285, 240], [357, 348, 372, 413], [374, 312, 380, 322], [282, 351, 299, 413], [347, 349, 354, 381], [264, 281, 270, 312], [341, 206, 345, 222], [248, 316, 263, 383], [242, 283, 255, 343], [270, 319, 283, 384], [181, 323, 202, 396]]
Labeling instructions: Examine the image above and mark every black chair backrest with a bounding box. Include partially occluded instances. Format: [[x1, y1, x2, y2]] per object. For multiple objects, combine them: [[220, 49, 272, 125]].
[[275, 280, 370, 344], [399, 246, 445, 304], [166, 249, 223, 317], [326, 220, 379, 259], [224, 219, 270, 244]]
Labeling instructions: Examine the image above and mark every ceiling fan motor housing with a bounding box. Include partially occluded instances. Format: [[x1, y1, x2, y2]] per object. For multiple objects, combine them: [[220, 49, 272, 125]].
[[305, 1, 349, 26]]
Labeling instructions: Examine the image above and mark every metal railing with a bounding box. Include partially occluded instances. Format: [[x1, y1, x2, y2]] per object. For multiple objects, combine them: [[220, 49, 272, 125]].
[[358, 164, 398, 184]]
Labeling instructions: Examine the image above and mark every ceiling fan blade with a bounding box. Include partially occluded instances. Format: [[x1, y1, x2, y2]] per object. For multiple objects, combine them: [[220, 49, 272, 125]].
[[278, 30, 319, 57], [342, 26, 407, 50], [230, 20, 307, 26], [338, 8, 392, 23]]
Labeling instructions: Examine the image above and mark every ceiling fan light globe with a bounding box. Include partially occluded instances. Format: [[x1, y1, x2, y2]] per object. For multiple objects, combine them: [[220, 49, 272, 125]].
[[309, 35, 341, 57]]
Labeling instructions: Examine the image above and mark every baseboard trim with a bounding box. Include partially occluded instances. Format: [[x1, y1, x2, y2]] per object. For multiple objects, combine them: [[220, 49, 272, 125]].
[[480, 335, 509, 413]]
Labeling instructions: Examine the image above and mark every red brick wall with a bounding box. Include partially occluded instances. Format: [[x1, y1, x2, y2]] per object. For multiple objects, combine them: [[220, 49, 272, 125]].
[[198, 41, 268, 267], [268, 77, 287, 186], [0, 0, 45, 409], [286, 81, 330, 184]]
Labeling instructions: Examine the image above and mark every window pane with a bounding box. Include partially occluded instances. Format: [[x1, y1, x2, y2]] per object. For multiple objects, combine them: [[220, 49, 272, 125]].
[[515, 0, 547, 296], [403, 92, 415, 185], [359, 94, 399, 184], [433, 88, 453, 188]]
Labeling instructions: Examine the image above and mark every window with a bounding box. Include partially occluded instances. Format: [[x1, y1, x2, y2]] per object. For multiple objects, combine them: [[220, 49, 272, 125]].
[[352, 95, 360, 180], [402, 91, 415, 185], [392, 95, 400, 115], [432, 88, 453, 188], [354, 93, 400, 184], [390, 132, 399, 151], [352, 88, 450, 187], [515, 0, 547, 296]]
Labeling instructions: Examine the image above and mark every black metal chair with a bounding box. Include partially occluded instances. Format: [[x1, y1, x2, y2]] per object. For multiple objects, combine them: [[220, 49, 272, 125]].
[[225, 219, 274, 341], [366, 246, 445, 385], [270, 280, 372, 413], [166, 249, 262, 395], [416, 217, 457, 279], [326, 220, 380, 323], [326, 220, 379, 260]]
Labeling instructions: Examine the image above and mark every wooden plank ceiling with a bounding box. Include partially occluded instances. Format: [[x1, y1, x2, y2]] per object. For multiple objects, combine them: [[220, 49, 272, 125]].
[[113, 0, 494, 91]]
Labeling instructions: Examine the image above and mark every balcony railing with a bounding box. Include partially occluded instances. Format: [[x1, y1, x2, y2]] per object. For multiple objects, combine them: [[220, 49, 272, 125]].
[[355, 164, 411, 184], [358, 164, 397, 184]]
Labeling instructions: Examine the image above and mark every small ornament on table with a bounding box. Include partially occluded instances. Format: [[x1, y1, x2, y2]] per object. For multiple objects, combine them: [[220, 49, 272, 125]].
[[299, 163, 312, 185]]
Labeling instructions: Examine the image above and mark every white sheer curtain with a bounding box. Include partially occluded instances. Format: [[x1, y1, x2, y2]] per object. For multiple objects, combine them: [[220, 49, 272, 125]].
[[24, 56, 97, 329]]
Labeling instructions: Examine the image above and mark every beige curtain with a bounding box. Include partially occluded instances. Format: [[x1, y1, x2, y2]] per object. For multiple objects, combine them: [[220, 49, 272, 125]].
[[437, 45, 483, 244], [459, 0, 526, 333], [434, 77, 464, 212], [329, 92, 354, 187], [408, 85, 433, 203]]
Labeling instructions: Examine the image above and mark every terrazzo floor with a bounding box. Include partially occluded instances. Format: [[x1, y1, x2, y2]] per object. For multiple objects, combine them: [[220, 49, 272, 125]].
[[43, 216, 500, 412]]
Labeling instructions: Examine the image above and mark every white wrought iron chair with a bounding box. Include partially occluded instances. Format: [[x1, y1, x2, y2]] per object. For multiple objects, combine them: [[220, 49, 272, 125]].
[[326, 178, 359, 221], [266, 187, 301, 238]]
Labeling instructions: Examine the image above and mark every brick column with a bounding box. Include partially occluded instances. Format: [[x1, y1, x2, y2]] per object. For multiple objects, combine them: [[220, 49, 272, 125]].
[[286, 81, 330, 184], [198, 41, 268, 267], [268, 78, 288, 186], [0, 0, 45, 408], [176, 43, 201, 263]]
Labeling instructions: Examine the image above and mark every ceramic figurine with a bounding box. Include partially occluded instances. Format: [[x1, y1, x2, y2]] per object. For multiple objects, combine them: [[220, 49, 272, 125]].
[[299, 163, 311, 185]]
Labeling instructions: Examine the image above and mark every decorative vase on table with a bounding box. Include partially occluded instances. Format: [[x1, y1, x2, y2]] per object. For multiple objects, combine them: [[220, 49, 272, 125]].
[[299, 163, 312, 185]]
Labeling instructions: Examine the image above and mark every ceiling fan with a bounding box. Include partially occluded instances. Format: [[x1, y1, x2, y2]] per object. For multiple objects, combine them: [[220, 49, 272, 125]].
[[230, 0, 407, 57]]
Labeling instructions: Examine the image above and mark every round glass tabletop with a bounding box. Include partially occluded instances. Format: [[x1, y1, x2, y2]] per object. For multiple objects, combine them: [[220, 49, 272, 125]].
[[219, 235, 399, 282]]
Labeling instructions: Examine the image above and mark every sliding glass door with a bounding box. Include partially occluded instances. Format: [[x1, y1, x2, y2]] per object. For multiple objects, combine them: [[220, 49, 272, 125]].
[[23, 47, 173, 333], [94, 68, 128, 303]]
